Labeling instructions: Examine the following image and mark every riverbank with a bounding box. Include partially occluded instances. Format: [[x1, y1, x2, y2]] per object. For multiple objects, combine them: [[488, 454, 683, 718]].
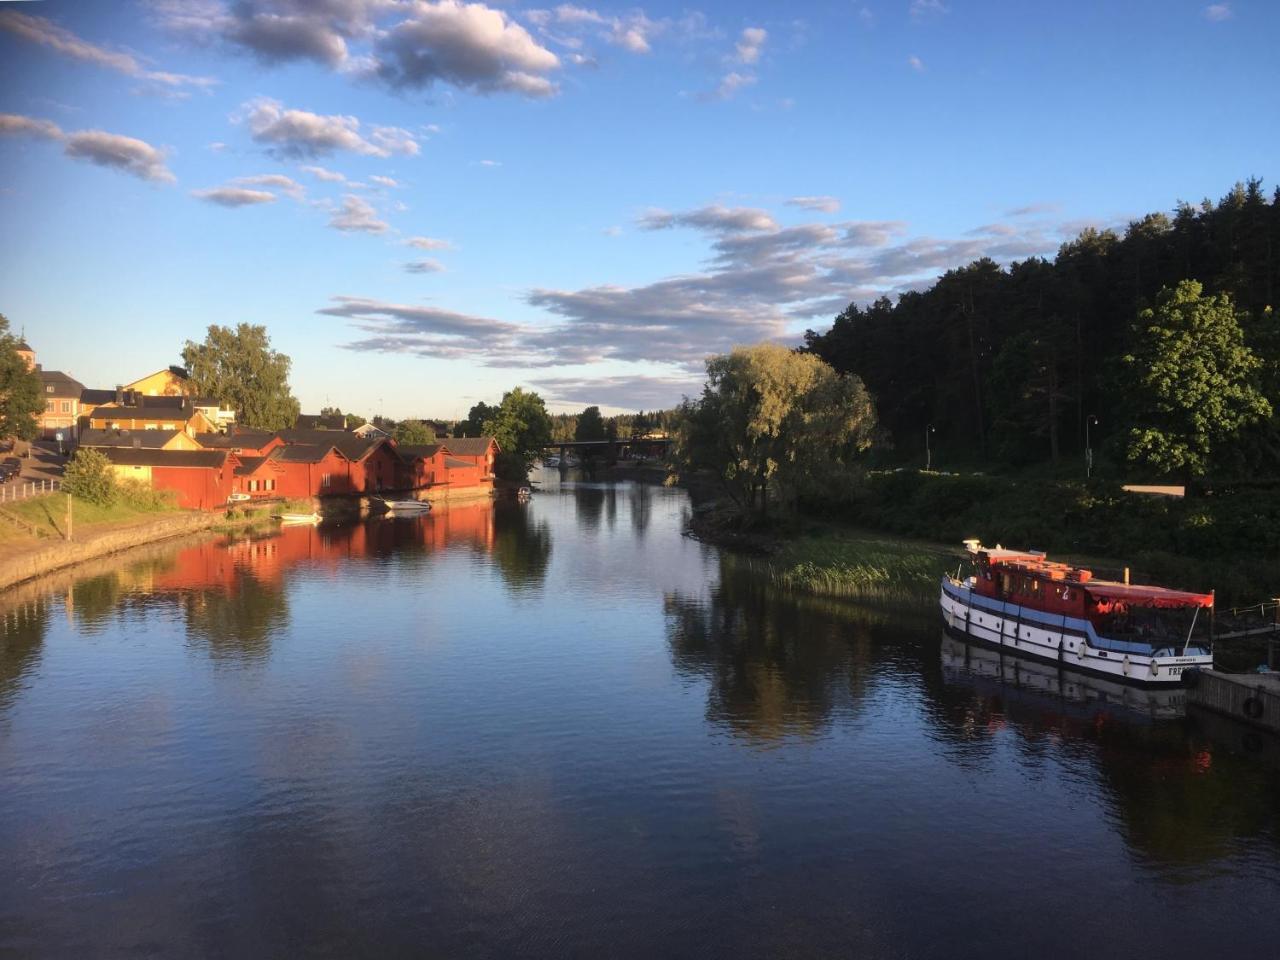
[[682, 468, 1280, 606], [0, 497, 303, 592]]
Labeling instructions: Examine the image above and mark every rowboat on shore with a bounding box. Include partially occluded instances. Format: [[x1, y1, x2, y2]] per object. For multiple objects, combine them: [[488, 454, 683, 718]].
[[940, 540, 1214, 686]]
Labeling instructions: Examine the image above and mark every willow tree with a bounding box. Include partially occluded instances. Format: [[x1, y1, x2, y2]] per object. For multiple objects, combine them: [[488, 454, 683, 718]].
[[181, 324, 300, 431], [1121, 280, 1271, 477], [678, 343, 877, 522]]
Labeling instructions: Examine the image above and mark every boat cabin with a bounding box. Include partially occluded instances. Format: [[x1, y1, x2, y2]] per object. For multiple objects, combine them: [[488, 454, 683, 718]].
[[967, 544, 1213, 655]]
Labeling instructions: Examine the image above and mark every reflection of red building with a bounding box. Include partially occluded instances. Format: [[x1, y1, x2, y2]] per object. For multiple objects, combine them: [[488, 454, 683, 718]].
[[145, 502, 499, 593]]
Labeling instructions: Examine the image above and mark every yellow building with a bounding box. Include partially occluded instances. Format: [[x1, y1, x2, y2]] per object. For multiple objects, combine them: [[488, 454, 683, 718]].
[[124, 367, 190, 397]]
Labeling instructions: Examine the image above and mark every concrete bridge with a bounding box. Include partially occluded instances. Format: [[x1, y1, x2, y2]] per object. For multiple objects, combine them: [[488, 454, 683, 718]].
[[539, 437, 671, 467]]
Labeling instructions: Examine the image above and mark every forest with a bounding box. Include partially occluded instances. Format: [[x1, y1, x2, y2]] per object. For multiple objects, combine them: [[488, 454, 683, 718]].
[[802, 179, 1280, 480]]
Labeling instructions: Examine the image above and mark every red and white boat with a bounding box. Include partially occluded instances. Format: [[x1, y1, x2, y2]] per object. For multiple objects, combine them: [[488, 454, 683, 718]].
[[940, 540, 1214, 685]]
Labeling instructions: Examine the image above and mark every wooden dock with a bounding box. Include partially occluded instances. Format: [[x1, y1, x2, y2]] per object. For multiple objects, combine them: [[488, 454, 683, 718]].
[[1186, 669, 1280, 734]]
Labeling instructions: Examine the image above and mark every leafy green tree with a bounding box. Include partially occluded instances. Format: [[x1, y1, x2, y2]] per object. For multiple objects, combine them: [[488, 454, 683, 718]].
[[574, 405, 606, 442], [0, 314, 42, 440], [1121, 280, 1271, 477], [393, 419, 436, 445], [482, 387, 553, 480], [458, 401, 496, 438], [632, 410, 651, 437], [63, 448, 117, 505], [677, 343, 877, 521], [181, 324, 300, 431]]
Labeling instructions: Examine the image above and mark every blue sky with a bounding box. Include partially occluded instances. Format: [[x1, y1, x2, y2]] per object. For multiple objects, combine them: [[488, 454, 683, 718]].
[[1, 0, 1276, 418]]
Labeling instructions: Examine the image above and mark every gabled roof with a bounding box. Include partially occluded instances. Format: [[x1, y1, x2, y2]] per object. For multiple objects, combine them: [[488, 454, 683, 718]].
[[124, 366, 189, 387], [194, 430, 276, 450], [444, 456, 474, 469], [80, 388, 117, 406], [37, 369, 85, 398], [101, 448, 227, 468], [397, 443, 442, 461], [278, 429, 386, 461], [274, 443, 337, 464], [88, 404, 193, 422], [79, 428, 180, 449], [294, 413, 347, 430], [16, 340, 32, 353], [232, 455, 282, 476], [441, 437, 498, 457]]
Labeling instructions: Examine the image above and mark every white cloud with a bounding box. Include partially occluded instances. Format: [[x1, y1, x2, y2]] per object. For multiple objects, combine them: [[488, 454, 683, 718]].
[[328, 194, 389, 233], [787, 195, 841, 213], [238, 97, 419, 159], [476, 158, 502, 167], [707, 70, 755, 100], [640, 204, 778, 233], [2, 113, 176, 183], [910, 0, 948, 21], [735, 27, 766, 65], [907, 54, 925, 71], [369, 174, 401, 189], [192, 186, 278, 207], [405, 235, 453, 250], [1203, 4, 1233, 21], [373, 1, 561, 96], [404, 258, 446, 273], [0, 113, 64, 141], [0, 9, 216, 93], [302, 164, 349, 183]]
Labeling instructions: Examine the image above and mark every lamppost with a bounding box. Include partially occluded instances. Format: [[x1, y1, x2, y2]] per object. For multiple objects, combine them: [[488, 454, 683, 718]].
[[925, 424, 935, 472], [1086, 415, 1099, 479]]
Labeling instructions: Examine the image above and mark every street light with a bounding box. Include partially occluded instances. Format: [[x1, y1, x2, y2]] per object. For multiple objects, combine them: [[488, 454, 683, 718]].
[[925, 424, 936, 472], [1086, 415, 1099, 479]]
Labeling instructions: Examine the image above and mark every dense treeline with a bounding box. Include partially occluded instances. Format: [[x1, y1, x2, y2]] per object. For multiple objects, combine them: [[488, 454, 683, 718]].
[[803, 179, 1280, 477]]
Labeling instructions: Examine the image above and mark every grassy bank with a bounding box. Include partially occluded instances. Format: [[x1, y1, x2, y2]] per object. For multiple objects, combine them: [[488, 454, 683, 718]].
[[0, 494, 178, 543]]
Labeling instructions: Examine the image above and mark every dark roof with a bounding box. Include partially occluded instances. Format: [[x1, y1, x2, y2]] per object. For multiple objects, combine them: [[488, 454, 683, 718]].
[[397, 443, 442, 460], [16, 340, 32, 352], [444, 456, 474, 470], [233, 456, 270, 476], [80, 388, 116, 406], [441, 437, 497, 457], [79, 428, 180, 449], [294, 413, 347, 430], [278, 429, 384, 461], [101, 448, 226, 468], [88, 404, 193, 423], [37, 369, 85, 398], [274, 443, 334, 464], [194, 431, 275, 450]]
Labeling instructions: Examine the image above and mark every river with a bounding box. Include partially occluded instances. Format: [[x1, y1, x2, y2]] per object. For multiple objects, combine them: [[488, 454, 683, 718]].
[[2, 476, 1278, 958]]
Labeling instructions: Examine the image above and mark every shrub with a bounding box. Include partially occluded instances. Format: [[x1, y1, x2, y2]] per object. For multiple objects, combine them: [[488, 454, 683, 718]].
[[62, 448, 117, 505], [117, 478, 173, 511]]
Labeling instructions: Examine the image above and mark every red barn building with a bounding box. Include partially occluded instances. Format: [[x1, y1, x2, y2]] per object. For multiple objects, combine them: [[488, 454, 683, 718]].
[[101, 448, 232, 510]]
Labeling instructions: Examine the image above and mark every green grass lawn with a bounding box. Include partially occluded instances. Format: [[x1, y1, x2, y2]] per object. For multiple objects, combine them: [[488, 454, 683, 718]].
[[0, 494, 178, 543]]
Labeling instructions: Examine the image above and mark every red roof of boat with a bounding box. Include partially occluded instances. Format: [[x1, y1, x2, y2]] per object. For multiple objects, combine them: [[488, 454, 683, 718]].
[[1081, 581, 1214, 609]]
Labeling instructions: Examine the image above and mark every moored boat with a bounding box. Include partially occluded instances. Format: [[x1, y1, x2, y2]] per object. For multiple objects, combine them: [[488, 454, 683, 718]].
[[940, 540, 1214, 686], [377, 497, 431, 515], [276, 512, 321, 525]]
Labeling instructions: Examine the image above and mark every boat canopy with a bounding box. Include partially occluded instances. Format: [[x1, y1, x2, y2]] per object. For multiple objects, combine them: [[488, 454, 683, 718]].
[[1083, 581, 1214, 609]]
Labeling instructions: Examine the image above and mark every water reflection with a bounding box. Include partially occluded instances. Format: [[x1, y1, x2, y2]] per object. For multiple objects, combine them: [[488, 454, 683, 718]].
[[934, 634, 1280, 870], [666, 564, 880, 742], [0, 596, 48, 717]]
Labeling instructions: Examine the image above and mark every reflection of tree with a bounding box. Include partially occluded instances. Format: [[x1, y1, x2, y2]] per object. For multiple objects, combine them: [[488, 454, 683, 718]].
[[573, 485, 605, 531], [68, 572, 128, 631], [628, 483, 653, 538], [926, 636, 1280, 867], [0, 597, 49, 717], [182, 569, 289, 665], [491, 502, 552, 594], [666, 563, 878, 742]]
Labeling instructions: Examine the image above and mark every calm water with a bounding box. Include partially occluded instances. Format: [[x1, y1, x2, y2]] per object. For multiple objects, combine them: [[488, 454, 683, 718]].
[[2, 477, 1279, 958]]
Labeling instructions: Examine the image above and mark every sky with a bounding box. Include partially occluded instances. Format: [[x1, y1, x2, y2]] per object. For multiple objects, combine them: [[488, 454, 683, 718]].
[[1, 1, 1277, 420]]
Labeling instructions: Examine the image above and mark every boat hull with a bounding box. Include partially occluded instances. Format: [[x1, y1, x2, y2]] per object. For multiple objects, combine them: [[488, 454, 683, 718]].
[[940, 576, 1211, 687]]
